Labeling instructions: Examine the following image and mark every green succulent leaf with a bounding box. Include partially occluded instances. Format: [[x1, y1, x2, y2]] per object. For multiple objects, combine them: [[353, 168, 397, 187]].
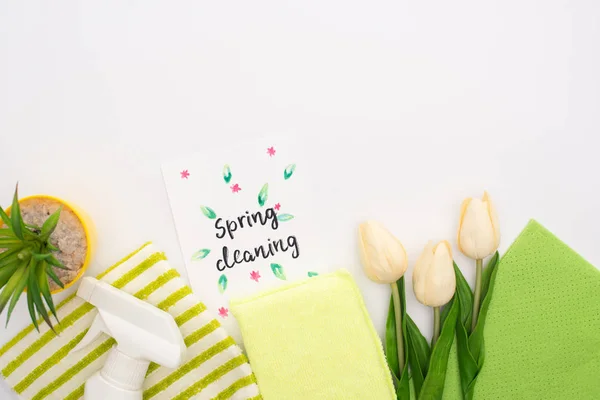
[[46, 255, 68, 270], [0, 262, 20, 290], [0, 264, 27, 315], [6, 260, 32, 326], [200, 206, 217, 220], [191, 249, 211, 261], [46, 265, 64, 289], [218, 274, 228, 294], [0, 229, 16, 238], [10, 185, 24, 240], [32, 253, 51, 261], [41, 206, 62, 241], [257, 184, 269, 207], [0, 248, 20, 263], [283, 164, 296, 180], [38, 261, 59, 322], [223, 165, 232, 184], [270, 263, 286, 280], [276, 214, 294, 222], [26, 286, 39, 332], [307, 271, 318, 277], [29, 266, 54, 332], [0, 206, 11, 228], [47, 243, 59, 252], [0, 238, 24, 249]]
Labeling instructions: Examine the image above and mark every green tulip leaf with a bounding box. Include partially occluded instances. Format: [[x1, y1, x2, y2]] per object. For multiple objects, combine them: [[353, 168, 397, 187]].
[[454, 262, 474, 329], [223, 164, 232, 184], [283, 164, 296, 180], [200, 206, 217, 219], [270, 263, 286, 280], [386, 277, 411, 399], [258, 183, 269, 207], [307, 271, 318, 277], [191, 249, 211, 261], [218, 274, 228, 294], [453, 262, 478, 398], [418, 293, 459, 399], [406, 314, 430, 397], [469, 251, 500, 366], [453, 252, 501, 400], [276, 214, 294, 222], [480, 251, 499, 302]]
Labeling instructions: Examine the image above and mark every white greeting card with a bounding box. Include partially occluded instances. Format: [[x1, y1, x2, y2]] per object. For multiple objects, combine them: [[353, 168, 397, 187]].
[[161, 138, 320, 343]]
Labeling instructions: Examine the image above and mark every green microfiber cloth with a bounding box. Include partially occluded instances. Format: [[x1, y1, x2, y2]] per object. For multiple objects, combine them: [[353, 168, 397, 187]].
[[230, 270, 396, 400], [443, 220, 600, 399]]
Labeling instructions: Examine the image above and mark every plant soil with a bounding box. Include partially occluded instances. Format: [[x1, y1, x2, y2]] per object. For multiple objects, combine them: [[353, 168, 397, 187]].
[[20, 197, 87, 291]]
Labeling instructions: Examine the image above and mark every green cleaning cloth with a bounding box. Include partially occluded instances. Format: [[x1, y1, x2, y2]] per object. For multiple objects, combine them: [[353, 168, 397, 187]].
[[230, 270, 396, 400], [443, 220, 600, 399]]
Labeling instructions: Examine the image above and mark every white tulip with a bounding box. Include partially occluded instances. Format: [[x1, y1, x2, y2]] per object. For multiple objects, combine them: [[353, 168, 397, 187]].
[[358, 221, 408, 284], [413, 241, 456, 308], [457, 191, 500, 260]]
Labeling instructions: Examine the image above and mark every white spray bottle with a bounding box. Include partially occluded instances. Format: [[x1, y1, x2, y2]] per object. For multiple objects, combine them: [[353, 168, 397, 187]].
[[72, 277, 187, 400]]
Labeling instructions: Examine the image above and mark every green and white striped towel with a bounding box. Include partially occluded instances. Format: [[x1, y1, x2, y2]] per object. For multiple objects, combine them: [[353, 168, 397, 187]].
[[0, 243, 261, 400]]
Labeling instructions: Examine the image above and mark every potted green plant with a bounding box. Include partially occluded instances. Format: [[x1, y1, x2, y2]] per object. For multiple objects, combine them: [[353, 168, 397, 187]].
[[0, 184, 95, 331]]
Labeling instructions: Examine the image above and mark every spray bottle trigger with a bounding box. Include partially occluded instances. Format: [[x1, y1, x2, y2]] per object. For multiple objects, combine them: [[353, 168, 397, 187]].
[[72, 313, 108, 353]]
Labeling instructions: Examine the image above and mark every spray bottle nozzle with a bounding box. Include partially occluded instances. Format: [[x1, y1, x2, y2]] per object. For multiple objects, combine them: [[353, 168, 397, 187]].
[[72, 277, 187, 399]]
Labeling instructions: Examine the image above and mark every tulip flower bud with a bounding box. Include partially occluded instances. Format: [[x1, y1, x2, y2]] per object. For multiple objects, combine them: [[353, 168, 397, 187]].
[[358, 221, 408, 284], [413, 241, 456, 307], [457, 191, 500, 260]]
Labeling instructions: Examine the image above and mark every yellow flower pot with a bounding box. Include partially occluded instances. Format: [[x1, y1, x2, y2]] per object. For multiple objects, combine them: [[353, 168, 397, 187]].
[[6, 195, 96, 294]]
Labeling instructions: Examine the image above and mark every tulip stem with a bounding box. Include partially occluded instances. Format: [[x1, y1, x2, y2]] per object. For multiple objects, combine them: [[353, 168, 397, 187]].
[[471, 258, 483, 332], [390, 282, 405, 372], [432, 307, 441, 346]]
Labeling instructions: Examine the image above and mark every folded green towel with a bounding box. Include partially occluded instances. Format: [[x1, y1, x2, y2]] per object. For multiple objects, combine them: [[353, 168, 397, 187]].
[[443, 220, 600, 399], [231, 270, 396, 400], [0, 243, 261, 400]]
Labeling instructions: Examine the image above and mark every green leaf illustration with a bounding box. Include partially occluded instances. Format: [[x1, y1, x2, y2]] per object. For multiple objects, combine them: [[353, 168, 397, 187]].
[[270, 263, 286, 280], [200, 206, 217, 219], [258, 183, 269, 207], [218, 274, 228, 294], [223, 164, 232, 184], [191, 249, 211, 261], [276, 214, 294, 222], [308, 272, 318, 277], [284, 164, 296, 180]]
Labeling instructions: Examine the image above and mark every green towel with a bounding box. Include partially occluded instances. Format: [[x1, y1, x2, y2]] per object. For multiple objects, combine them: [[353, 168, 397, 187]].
[[443, 220, 600, 399], [231, 270, 396, 400]]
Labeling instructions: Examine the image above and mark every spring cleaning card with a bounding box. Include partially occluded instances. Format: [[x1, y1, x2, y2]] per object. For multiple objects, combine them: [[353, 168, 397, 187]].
[[161, 138, 320, 343]]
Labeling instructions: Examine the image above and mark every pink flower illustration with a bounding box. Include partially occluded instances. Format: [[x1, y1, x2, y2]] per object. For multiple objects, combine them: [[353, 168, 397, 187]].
[[274, 203, 281, 211], [218, 307, 229, 318], [180, 170, 190, 179], [230, 183, 242, 193], [250, 270, 261, 282], [267, 146, 276, 157]]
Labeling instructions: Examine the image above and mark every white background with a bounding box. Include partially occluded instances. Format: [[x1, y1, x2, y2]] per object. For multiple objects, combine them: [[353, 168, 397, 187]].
[[1, 1, 599, 398]]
